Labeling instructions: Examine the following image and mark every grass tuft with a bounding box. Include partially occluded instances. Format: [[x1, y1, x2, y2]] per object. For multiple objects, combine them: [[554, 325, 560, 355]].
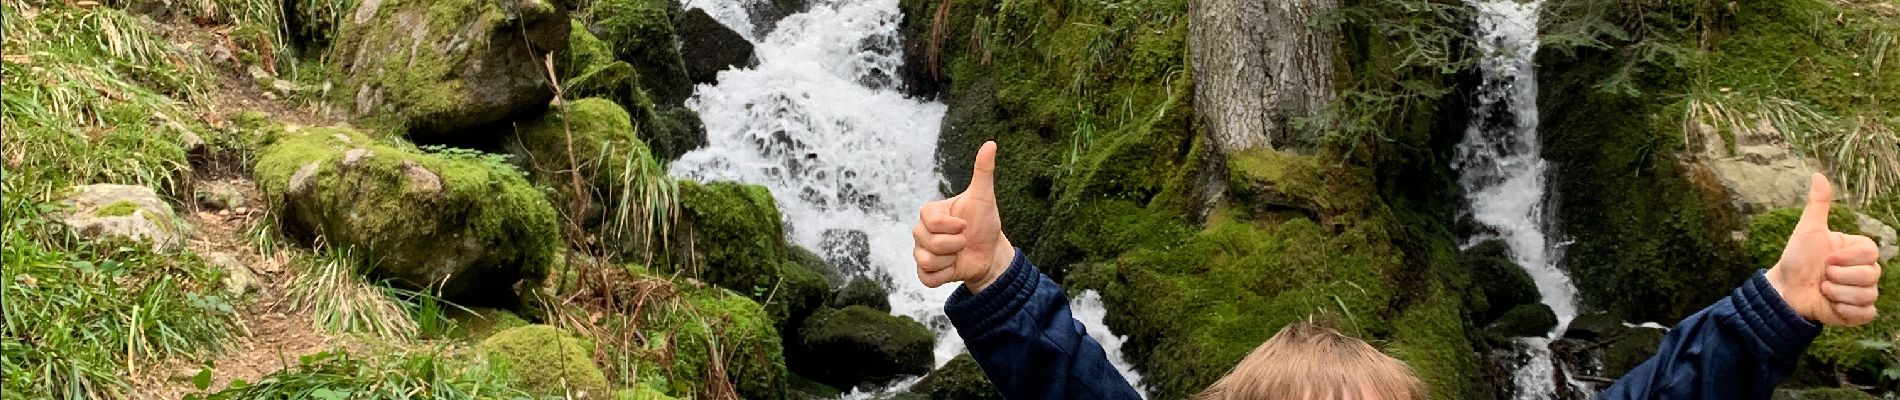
[[282, 247, 419, 341]]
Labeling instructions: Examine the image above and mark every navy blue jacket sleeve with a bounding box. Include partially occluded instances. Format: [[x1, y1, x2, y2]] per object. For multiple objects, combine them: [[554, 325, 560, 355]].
[[944, 249, 1142, 400], [1598, 270, 1821, 400]]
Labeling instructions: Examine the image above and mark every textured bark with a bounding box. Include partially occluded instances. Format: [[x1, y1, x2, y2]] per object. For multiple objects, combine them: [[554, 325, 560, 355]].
[[1190, 0, 1337, 153]]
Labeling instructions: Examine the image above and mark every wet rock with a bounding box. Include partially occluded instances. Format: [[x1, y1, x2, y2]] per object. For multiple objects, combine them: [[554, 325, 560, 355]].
[[1485, 303, 1556, 338], [255, 128, 559, 302], [333, 0, 569, 137], [743, 0, 811, 38], [902, 353, 1001, 400], [791, 305, 936, 389], [59, 184, 187, 252], [1561, 312, 1666, 380], [676, 8, 755, 85], [1464, 239, 1541, 325]]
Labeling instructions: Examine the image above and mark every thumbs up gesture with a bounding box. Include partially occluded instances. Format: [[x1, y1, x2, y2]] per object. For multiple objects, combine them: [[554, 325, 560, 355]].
[[913, 142, 1016, 293], [1767, 173, 1884, 327]]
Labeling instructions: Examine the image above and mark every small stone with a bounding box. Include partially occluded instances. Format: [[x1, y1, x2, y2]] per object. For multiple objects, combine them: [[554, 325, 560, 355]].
[[170, 367, 204, 382], [342, 148, 372, 167], [233, 207, 251, 215], [218, 209, 232, 217], [332, 133, 352, 144], [194, 181, 246, 211], [204, 251, 257, 297], [288, 162, 320, 195], [400, 160, 442, 195], [181, 131, 206, 154], [14, 274, 36, 287]]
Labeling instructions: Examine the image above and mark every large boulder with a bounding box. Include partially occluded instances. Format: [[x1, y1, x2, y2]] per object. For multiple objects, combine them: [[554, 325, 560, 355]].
[[593, 0, 694, 104], [1485, 303, 1557, 339], [676, 8, 755, 85], [333, 0, 569, 137], [480, 325, 612, 398], [565, 20, 638, 100], [791, 305, 935, 389], [831, 277, 890, 313], [255, 127, 559, 301], [58, 184, 188, 252]]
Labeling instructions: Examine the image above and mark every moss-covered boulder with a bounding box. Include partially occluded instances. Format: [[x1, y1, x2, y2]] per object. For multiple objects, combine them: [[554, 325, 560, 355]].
[[673, 180, 787, 294], [506, 98, 654, 224], [639, 283, 788, 399], [771, 246, 839, 332], [831, 277, 890, 313], [255, 127, 559, 301], [1464, 239, 1541, 326], [332, 0, 569, 137], [592, 0, 693, 104], [902, 353, 1001, 400], [790, 306, 935, 389], [451, 307, 530, 340], [480, 325, 612, 398]]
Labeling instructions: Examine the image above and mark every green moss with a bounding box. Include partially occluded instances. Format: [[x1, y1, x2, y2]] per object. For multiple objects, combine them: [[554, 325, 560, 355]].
[[567, 20, 637, 99], [831, 277, 890, 313], [614, 383, 679, 400], [592, 0, 693, 103], [480, 325, 611, 397], [94, 200, 144, 217], [328, 0, 563, 133], [1744, 207, 1865, 266], [254, 127, 560, 299], [510, 97, 645, 203], [671, 180, 787, 295], [904, 353, 1001, 400], [637, 283, 788, 399], [451, 307, 530, 340]]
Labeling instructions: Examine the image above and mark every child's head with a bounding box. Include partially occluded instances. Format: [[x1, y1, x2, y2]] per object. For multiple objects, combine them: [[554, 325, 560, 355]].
[[1196, 322, 1424, 400]]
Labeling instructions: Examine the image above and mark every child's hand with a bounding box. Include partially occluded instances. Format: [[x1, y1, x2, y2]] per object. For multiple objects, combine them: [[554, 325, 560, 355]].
[[1767, 173, 1883, 327], [913, 141, 1015, 293]]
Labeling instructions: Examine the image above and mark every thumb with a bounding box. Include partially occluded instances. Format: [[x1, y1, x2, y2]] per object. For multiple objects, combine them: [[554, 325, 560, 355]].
[[1794, 173, 1834, 234], [964, 141, 998, 201]]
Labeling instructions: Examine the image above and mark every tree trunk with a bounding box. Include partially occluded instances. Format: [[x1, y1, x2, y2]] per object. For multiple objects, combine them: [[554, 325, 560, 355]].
[[1190, 0, 1337, 154]]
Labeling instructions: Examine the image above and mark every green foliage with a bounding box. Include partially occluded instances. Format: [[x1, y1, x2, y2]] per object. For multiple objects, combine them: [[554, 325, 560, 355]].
[[631, 282, 788, 399], [1, 192, 237, 399], [480, 325, 612, 398], [189, 350, 531, 400], [283, 247, 419, 340], [508, 98, 677, 260]]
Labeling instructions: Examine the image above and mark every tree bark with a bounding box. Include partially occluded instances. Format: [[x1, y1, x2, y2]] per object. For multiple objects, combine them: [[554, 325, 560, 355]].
[[1190, 0, 1337, 154]]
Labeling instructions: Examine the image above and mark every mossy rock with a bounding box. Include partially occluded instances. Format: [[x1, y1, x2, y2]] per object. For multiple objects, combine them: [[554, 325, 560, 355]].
[[567, 20, 638, 100], [831, 277, 890, 313], [254, 127, 559, 302], [672, 180, 787, 295], [1485, 303, 1557, 339], [331, 0, 569, 137], [1463, 239, 1541, 326], [1225, 148, 1325, 216], [480, 325, 611, 398], [771, 255, 836, 333], [451, 307, 530, 340], [791, 306, 936, 389], [59, 184, 189, 252], [903, 353, 1000, 400], [506, 97, 655, 226], [1560, 312, 1666, 378], [640, 283, 789, 399], [591, 0, 693, 104]]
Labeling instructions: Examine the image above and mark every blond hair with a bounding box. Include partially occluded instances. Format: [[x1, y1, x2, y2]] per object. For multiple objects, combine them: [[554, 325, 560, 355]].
[[1195, 322, 1424, 400]]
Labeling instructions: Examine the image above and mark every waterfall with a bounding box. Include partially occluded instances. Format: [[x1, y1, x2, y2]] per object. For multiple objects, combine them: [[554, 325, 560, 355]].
[[1452, 0, 1588, 398], [669, 0, 1146, 395]]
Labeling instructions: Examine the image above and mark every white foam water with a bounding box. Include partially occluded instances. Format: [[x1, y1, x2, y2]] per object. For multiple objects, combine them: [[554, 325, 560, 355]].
[[1452, 0, 1589, 398], [668, 0, 1145, 396]]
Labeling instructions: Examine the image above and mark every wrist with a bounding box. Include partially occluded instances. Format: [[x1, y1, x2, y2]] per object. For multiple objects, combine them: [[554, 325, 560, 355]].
[[964, 235, 1015, 294]]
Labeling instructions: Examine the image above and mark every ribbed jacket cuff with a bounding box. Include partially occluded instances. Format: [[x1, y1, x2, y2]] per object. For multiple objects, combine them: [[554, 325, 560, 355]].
[[1734, 270, 1821, 358], [945, 249, 1037, 334]]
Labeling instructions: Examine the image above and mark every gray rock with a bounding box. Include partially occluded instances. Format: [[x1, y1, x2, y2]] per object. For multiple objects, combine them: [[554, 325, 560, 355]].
[[194, 180, 247, 211], [204, 251, 258, 297], [1852, 212, 1897, 262], [59, 184, 187, 252], [1683, 122, 1822, 213]]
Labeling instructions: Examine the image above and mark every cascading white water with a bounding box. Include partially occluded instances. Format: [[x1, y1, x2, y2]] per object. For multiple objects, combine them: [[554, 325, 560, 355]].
[[670, 0, 1145, 395], [1452, 0, 1587, 399]]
